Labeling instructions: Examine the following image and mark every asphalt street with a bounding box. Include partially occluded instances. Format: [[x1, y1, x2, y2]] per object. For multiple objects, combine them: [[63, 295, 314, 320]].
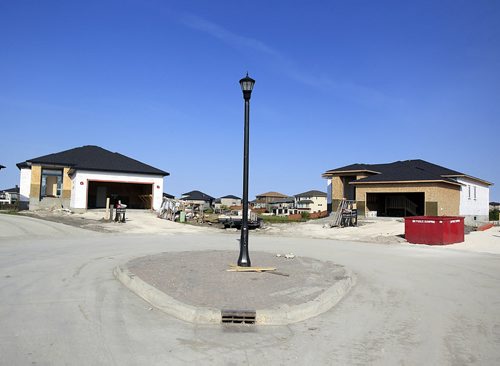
[[1, 214, 499, 365]]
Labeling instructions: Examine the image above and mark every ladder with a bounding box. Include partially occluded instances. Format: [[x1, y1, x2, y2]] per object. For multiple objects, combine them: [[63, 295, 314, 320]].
[[330, 199, 357, 227]]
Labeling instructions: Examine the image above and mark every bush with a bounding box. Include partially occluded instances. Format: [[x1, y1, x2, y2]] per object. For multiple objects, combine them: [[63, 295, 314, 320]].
[[490, 209, 499, 221], [300, 211, 310, 220]]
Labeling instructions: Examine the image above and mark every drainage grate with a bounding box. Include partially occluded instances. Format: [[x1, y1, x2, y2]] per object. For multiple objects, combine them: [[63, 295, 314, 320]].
[[221, 310, 256, 325]]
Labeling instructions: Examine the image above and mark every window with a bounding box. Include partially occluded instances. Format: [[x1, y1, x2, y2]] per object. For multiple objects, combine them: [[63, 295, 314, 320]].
[[41, 169, 63, 197], [468, 185, 471, 200], [474, 186, 477, 200]]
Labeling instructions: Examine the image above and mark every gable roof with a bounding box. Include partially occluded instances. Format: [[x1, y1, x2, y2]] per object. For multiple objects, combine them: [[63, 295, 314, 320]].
[[256, 191, 288, 198], [295, 190, 327, 198], [181, 190, 214, 201], [221, 195, 241, 200], [323, 159, 491, 186], [16, 145, 169, 176]]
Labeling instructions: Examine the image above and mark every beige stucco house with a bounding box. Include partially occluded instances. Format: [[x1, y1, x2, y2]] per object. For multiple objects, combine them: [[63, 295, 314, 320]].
[[294, 190, 327, 213]]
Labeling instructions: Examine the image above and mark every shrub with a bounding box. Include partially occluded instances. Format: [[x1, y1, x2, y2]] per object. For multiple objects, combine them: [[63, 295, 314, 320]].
[[300, 211, 310, 220], [490, 209, 499, 221]]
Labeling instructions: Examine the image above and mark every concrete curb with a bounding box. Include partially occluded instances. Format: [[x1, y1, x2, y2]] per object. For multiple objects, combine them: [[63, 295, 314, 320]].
[[114, 266, 221, 324], [256, 269, 356, 325], [114, 264, 355, 325]]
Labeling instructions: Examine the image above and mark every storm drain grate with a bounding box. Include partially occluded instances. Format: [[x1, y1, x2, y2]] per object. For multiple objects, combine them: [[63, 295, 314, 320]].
[[221, 310, 256, 325]]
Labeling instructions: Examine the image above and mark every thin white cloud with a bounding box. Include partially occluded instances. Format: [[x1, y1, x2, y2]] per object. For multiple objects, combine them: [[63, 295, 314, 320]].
[[180, 14, 279, 57], [180, 13, 404, 106]]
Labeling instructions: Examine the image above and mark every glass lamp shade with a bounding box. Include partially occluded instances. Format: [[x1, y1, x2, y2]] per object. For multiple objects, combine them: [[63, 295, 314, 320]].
[[239, 73, 255, 92]]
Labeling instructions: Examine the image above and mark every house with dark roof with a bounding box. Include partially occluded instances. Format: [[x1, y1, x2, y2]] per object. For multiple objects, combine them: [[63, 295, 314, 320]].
[[17, 145, 169, 210], [269, 196, 295, 216], [180, 190, 214, 209], [322, 159, 492, 224], [0, 186, 20, 204], [294, 190, 327, 213], [214, 195, 242, 210], [252, 192, 289, 212]]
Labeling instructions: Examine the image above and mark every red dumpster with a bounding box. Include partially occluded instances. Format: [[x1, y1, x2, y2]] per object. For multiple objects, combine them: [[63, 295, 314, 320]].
[[404, 216, 464, 245]]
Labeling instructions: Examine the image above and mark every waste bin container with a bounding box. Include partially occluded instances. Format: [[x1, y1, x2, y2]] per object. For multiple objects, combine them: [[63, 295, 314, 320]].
[[404, 216, 464, 245]]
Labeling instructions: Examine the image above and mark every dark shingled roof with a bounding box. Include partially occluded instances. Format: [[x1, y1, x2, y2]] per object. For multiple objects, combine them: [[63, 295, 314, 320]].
[[17, 145, 169, 176], [323, 159, 471, 185], [221, 195, 241, 200], [354, 160, 462, 184], [181, 190, 214, 201], [1, 186, 19, 193], [295, 190, 327, 198], [0, 165, 5, 169]]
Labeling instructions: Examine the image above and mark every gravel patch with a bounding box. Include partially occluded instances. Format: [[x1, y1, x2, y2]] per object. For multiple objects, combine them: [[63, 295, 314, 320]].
[[127, 250, 347, 310]]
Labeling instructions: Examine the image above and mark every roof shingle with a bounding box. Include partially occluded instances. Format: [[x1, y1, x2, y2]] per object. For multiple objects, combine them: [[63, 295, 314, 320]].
[[17, 145, 169, 176]]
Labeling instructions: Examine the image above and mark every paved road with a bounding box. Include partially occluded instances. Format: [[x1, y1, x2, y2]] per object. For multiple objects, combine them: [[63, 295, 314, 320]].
[[1, 214, 499, 365]]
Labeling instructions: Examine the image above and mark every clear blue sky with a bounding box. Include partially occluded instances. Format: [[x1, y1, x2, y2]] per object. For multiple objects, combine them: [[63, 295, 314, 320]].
[[1, 0, 499, 200]]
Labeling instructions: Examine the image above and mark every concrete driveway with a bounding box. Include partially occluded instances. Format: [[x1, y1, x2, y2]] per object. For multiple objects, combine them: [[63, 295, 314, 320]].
[[1, 214, 499, 365]]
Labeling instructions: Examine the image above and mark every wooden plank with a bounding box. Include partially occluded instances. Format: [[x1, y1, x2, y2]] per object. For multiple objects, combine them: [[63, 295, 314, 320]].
[[227, 264, 276, 272]]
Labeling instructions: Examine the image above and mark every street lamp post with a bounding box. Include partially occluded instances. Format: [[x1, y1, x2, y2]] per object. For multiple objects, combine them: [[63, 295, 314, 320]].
[[238, 73, 255, 267]]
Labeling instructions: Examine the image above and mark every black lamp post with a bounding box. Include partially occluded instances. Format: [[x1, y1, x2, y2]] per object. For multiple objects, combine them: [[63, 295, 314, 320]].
[[238, 73, 255, 267]]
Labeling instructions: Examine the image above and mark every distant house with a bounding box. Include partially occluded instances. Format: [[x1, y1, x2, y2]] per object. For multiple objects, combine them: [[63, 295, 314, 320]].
[[490, 202, 500, 210], [255, 191, 289, 203], [163, 193, 175, 199], [220, 195, 242, 207], [180, 190, 214, 209], [214, 195, 241, 210], [0, 165, 5, 170], [254, 191, 289, 212], [322, 159, 492, 224], [17, 145, 169, 211], [269, 196, 295, 216], [294, 190, 327, 213], [0, 186, 20, 204], [250, 199, 267, 210]]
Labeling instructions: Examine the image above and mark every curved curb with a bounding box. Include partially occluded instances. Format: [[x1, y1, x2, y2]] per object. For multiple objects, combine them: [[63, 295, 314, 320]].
[[256, 270, 355, 325], [114, 264, 356, 325], [114, 265, 221, 324]]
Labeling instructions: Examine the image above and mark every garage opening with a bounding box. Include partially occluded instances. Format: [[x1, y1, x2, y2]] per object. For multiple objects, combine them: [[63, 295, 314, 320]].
[[87, 181, 153, 209], [366, 193, 424, 217]]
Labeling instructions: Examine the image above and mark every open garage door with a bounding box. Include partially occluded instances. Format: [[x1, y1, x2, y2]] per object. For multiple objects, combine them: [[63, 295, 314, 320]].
[[366, 192, 424, 217], [87, 181, 153, 209]]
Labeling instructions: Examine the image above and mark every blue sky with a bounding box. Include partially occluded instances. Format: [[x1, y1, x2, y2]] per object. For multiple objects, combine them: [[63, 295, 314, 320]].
[[1, 0, 499, 200]]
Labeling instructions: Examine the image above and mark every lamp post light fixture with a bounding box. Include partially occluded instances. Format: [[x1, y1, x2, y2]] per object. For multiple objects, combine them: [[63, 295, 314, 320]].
[[237, 73, 255, 267]]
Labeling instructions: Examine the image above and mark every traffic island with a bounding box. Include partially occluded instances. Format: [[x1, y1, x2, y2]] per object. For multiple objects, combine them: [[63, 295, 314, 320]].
[[114, 250, 355, 325]]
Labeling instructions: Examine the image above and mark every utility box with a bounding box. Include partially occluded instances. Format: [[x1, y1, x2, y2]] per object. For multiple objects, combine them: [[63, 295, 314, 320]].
[[404, 216, 464, 245]]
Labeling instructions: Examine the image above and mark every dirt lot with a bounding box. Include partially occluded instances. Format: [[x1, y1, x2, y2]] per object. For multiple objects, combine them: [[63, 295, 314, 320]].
[[16, 209, 500, 255]]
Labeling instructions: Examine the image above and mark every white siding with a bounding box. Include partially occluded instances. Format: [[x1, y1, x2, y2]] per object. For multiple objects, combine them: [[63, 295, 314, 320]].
[[19, 168, 31, 202], [71, 171, 164, 210], [221, 198, 241, 207], [327, 180, 332, 205], [295, 195, 327, 212], [457, 177, 489, 218]]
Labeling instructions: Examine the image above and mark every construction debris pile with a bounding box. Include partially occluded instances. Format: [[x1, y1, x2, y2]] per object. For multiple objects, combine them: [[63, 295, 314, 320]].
[[158, 197, 215, 224]]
